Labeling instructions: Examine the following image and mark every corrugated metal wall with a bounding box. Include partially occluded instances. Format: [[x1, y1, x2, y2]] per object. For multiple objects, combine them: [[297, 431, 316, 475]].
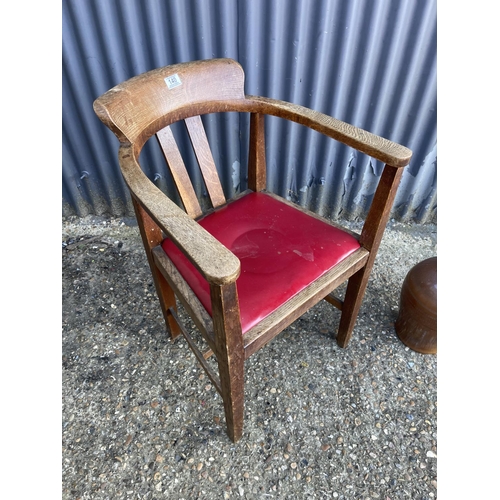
[[63, 0, 436, 223]]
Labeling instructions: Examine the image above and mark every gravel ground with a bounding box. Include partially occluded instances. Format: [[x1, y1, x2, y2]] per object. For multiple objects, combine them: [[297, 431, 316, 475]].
[[62, 215, 437, 500]]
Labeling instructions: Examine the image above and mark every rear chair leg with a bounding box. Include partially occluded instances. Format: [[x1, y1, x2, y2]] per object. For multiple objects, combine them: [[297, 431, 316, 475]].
[[132, 197, 181, 339]]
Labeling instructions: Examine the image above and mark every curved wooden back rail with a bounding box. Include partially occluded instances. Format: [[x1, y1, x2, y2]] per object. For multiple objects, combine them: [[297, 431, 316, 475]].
[[94, 58, 411, 442]]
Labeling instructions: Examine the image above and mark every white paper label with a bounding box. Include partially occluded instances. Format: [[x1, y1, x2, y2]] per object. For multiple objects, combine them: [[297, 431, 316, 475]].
[[164, 73, 182, 89]]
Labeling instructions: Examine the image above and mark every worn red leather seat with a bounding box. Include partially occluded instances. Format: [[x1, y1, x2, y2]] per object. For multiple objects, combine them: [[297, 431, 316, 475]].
[[162, 191, 360, 333]]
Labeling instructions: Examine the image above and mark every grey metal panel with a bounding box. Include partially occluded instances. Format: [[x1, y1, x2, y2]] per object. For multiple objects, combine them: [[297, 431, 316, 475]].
[[63, 0, 436, 223]]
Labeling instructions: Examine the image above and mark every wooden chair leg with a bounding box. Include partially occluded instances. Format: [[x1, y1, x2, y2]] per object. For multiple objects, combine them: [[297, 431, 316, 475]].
[[210, 282, 245, 442], [132, 197, 181, 339], [337, 164, 404, 348], [336, 266, 371, 348]]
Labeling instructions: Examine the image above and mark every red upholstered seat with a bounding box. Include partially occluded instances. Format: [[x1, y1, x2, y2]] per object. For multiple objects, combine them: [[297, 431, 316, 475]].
[[161, 192, 360, 334]]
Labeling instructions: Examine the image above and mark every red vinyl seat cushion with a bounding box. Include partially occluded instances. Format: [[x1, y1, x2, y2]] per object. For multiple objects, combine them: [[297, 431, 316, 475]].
[[161, 192, 360, 334]]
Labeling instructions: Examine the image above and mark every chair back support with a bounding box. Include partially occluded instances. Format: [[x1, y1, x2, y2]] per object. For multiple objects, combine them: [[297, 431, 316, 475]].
[[94, 59, 245, 146], [94, 59, 245, 216]]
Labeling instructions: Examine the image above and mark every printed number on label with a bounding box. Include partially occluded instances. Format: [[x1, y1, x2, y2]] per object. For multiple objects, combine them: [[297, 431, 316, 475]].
[[164, 74, 182, 89]]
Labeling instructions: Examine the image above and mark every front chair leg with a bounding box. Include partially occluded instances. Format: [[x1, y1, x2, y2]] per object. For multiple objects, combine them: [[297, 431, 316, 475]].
[[336, 266, 372, 348], [210, 282, 245, 442], [337, 164, 404, 348]]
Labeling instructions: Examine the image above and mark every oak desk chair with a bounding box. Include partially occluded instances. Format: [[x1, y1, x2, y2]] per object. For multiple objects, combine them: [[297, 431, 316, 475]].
[[94, 58, 411, 442]]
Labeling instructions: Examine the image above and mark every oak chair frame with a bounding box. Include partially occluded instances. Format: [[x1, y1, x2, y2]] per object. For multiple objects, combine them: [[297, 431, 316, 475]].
[[94, 58, 412, 442]]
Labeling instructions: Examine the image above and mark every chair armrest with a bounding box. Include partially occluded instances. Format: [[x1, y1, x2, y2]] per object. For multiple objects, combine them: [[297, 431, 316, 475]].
[[118, 145, 241, 286], [245, 95, 412, 168]]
